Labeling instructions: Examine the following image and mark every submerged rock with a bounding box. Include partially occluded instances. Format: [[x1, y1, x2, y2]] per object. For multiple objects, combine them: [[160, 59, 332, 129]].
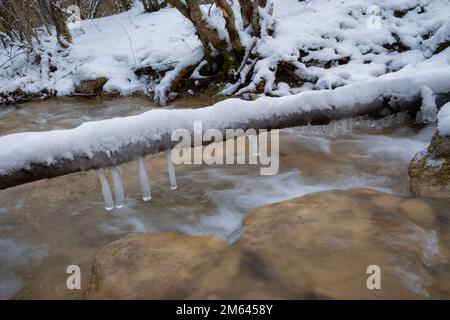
[[240, 189, 442, 299], [85, 233, 227, 299], [86, 189, 449, 299], [409, 131, 450, 197]]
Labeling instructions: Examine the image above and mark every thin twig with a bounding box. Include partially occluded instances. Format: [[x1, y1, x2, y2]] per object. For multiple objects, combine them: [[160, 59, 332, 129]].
[[119, 23, 137, 65]]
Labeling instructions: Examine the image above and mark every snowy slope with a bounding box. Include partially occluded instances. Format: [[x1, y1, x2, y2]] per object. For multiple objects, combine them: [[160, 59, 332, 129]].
[[0, 0, 449, 100], [0, 4, 199, 97], [250, 0, 450, 93]]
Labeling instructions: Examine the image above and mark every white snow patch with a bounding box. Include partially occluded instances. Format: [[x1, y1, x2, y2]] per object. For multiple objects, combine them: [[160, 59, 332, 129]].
[[419, 85, 437, 123], [1, 0, 450, 99], [437, 102, 450, 136]]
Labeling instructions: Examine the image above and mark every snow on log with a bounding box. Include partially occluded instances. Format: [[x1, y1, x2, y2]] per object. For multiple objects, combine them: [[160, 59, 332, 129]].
[[423, 21, 450, 57], [1, 65, 450, 190]]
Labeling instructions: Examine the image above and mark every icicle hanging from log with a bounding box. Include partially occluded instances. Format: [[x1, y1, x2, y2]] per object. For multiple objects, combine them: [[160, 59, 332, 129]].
[[137, 156, 152, 202], [111, 167, 125, 208], [166, 148, 177, 190], [96, 169, 114, 211]]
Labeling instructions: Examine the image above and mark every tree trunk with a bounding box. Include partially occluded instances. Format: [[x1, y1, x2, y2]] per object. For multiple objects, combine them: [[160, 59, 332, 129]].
[[153, 0, 273, 104], [166, 0, 271, 73], [47, 0, 72, 48], [215, 0, 244, 58]]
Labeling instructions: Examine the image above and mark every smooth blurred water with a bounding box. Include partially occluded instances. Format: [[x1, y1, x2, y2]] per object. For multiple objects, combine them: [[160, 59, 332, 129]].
[[0, 97, 448, 299]]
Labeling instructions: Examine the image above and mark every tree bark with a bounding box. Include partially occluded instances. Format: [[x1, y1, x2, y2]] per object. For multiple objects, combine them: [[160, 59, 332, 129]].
[[141, 0, 167, 13], [47, 0, 72, 48], [0, 0, 41, 45], [156, 0, 273, 102], [238, 0, 273, 37], [166, 0, 268, 74], [215, 0, 244, 58], [0, 0, 15, 40]]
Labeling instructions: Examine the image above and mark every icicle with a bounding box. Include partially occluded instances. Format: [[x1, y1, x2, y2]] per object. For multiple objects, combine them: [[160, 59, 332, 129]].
[[167, 148, 177, 190], [341, 118, 350, 133], [296, 118, 357, 138], [330, 120, 338, 136], [137, 156, 152, 202], [306, 121, 312, 135], [96, 170, 114, 211], [419, 85, 437, 123], [111, 167, 125, 208]]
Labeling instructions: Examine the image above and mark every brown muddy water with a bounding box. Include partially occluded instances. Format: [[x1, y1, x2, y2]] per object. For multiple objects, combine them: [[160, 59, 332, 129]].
[[0, 97, 449, 299]]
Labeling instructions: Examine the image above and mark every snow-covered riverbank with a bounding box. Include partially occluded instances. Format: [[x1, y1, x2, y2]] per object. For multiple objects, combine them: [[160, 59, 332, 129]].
[[1, 0, 449, 104]]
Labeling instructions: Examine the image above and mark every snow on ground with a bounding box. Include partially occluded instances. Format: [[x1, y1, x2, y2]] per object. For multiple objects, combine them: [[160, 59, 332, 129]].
[[237, 0, 450, 94], [0, 4, 199, 97], [0, 0, 449, 100]]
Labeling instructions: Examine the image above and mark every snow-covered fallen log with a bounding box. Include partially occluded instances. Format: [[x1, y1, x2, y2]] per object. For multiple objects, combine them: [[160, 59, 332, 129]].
[[1, 64, 450, 190]]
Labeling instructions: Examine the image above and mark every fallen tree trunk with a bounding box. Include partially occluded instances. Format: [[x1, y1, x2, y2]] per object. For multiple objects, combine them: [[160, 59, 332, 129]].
[[1, 70, 450, 190], [0, 97, 407, 191]]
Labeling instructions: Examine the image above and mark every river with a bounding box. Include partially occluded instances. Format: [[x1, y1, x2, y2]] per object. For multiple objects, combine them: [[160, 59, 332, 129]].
[[0, 97, 448, 299]]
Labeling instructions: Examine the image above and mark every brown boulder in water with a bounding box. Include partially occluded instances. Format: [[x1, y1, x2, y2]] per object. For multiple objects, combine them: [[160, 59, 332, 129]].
[[75, 77, 108, 95], [240, 189, 441, 299], [86, 189, 449, 299], [85, 233, 227, 299], [409, 131, 450, 197]]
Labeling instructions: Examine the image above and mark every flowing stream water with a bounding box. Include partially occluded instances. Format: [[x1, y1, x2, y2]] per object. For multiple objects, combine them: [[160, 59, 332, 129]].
[[0, 97, 449, 299]]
